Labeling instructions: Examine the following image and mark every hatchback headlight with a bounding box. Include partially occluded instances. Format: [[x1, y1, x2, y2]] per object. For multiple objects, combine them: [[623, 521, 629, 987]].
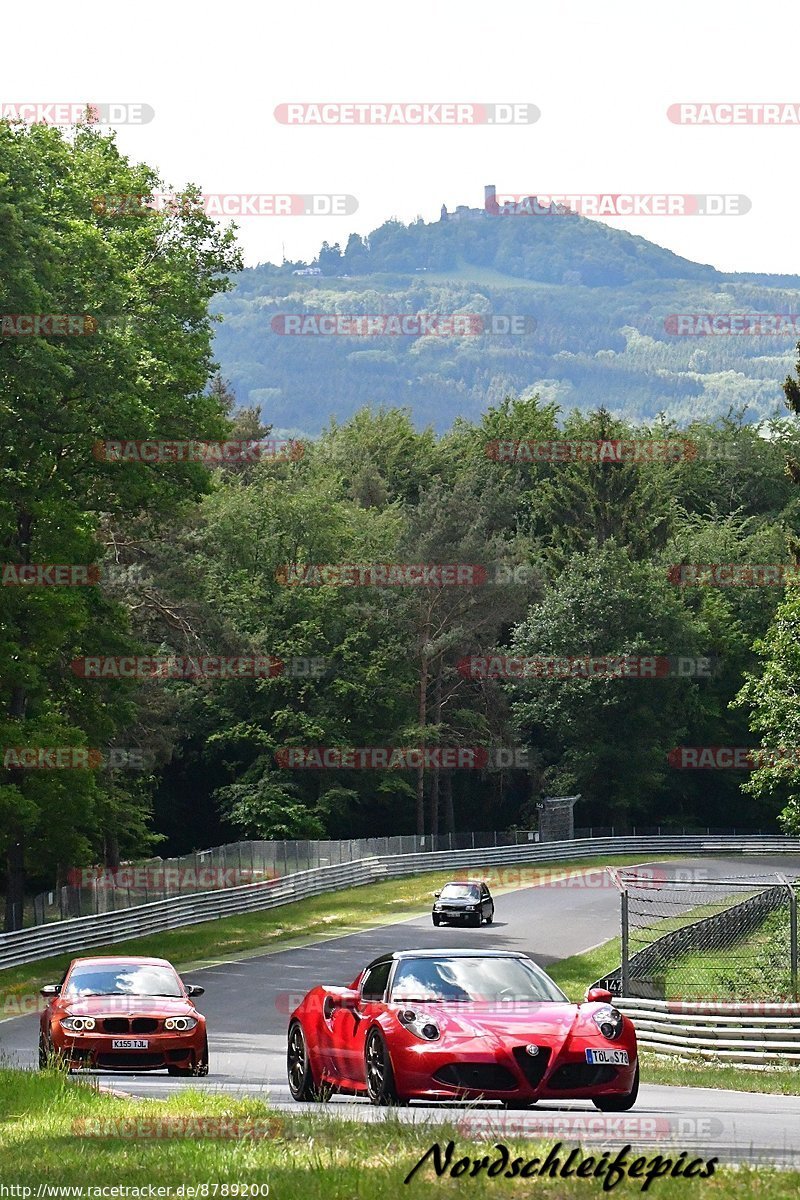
[[465, 905, 477, 911], [592, 1005, 623, 1040], [61, 1016, 95, 1032], [164, 1016, 198, 1032], [397, 1008, 440, 1041]]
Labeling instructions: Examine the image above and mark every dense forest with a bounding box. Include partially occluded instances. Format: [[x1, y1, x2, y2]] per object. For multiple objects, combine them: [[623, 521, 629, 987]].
[[213, 203, 800, 434], [4, 123, 800, 932]]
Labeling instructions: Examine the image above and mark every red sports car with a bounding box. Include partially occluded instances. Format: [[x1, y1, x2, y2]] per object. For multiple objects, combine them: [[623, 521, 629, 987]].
[[38, 955, 208, 1075], [287, 949, 638, 1109]]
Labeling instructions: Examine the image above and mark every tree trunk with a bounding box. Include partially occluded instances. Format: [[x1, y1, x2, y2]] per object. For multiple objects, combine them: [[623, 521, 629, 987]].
[[443, 771, 455, 837], [416, 655, 428, 836], [104, 828, 121, 871], [4, 837, 25, 932], [4, 681, 29, 931], [429, 666, 442, 840]]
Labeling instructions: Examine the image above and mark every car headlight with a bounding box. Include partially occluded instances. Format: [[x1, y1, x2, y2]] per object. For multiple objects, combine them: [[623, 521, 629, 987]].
[[592, 1005, 623, 1040], [433, 903, 442, 910], [164, 1016, 198, 1032], [397, 1008, 440, 1041], [61, 1016, 95, 1032], [465, 905, 477, 911]]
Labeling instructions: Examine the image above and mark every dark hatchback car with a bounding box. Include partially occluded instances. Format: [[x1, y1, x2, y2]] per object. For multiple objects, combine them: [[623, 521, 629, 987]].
[[432, 881, 494, 926]]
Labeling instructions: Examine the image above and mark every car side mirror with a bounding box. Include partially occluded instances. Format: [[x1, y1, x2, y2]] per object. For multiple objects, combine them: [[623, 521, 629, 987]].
[[185, 984, 205, 997], [40, 984, 60, 997], [323, 988, 360, 1020], [433, 891, 441, 898], [584, 987, 613, 1004]]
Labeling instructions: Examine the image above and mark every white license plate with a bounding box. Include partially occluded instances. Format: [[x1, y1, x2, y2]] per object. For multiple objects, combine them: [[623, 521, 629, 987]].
[[111, 1038, 149, 1050], [586, 1048, 629, 1066]]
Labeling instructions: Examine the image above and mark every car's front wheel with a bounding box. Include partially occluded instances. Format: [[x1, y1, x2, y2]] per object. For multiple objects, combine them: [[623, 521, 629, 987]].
[[38, 1032, 49, 1069], [592, 1062, 639, 1111], [485, 908, 494, 924], [287, 1020, 322, 1101], [432, 914, 441, 926], [365, 1029, 405, 1105]]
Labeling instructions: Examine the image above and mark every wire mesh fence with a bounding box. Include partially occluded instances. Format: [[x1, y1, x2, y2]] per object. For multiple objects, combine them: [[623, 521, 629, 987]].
[[30, 828, 542, 926], [610, 868, 799, 1002]]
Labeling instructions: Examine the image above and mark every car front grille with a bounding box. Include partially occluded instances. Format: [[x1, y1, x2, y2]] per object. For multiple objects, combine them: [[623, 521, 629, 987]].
[[131, 1018, 160, 1034], [547, 1063, 617, 1089], [99, 1017, 161, 1034], [433, 1063, 517, 1091], [95, 1053, 165, 1069], [512, 1045, 551, 1088]]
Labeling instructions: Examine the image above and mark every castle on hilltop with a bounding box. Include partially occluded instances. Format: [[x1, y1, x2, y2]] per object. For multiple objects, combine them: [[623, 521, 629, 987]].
[[440, 184, 500, 221]]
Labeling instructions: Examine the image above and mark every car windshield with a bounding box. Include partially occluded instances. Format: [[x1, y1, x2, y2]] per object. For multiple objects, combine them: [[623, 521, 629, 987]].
[[63, 965, 183, 998], [439, 884, 480, 900], [391, 957, 567, 1003]]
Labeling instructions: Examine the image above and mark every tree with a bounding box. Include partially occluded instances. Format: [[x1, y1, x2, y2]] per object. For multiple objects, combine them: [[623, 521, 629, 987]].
[[734, 586, 800, 832], [0, 119, 241, 928], [510, 541, 708, 824]]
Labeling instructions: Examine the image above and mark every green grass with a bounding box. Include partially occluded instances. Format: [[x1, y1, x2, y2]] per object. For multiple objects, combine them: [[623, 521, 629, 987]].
[[0, 855, 651, 1014], [662, 907, 796, 1001], [638, 1051, 800, 1095], [0, 1068, 793, 1196], [548, 939, 622, 1000]]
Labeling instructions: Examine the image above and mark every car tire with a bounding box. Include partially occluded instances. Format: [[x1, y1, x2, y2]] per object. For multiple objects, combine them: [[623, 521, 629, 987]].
[[38, 1032, 49, 1069], [485, 909, 494, 924], [502, 1099, 537, 1108], [365, 1028, 406, 1106], [287, 1019, 322, 1101], [592, 1062, 639, 1111], [193, 1034, 210, 1076], [432, 915, 441, 926]]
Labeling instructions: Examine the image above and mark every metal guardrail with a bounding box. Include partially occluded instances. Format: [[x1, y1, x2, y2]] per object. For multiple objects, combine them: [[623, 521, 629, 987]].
[[2, 834, 800, 972], [616, 996, 800, 1065]]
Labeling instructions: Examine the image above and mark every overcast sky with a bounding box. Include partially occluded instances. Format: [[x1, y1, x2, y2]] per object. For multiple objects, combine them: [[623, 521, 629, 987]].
[[5, 1, 800, 274]]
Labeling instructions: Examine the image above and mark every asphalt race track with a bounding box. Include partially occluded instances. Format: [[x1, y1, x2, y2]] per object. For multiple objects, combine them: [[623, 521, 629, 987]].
[[3, 856, 800, 1165]]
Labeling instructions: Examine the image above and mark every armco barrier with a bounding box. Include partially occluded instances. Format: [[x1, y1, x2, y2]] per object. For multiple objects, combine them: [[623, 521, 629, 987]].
[[616, 996, 800, 1065], [2, 835, 800, 972]]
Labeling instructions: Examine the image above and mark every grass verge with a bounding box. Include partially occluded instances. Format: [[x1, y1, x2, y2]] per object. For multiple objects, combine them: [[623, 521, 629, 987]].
[[0, 1068, 794, 1196]]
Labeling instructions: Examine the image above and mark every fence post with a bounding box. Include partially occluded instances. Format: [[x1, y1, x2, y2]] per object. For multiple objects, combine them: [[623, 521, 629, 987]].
[[777, 872, 798, 1001], [606, 867, 629, 996], [621, 886, 630, 996]]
